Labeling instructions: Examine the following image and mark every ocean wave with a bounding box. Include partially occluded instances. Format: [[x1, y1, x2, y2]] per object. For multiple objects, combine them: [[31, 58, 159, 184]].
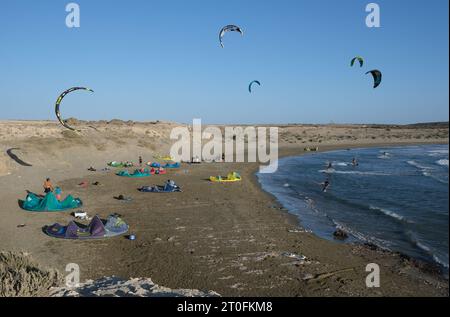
[[319, 170, 390, 176], [407, 160, 448, 183], [406, 231, 449, 269], [426, 173, 448, 184], [334, 162, 349, 166], [428, 149, 449, 154], [433, 255, 449, 269], [415, 240, 431, 253], [407, 160, 435, 177], [319, 168, 335, 173], [436, 159, 449, 167], [378, 151, 391, 158], [332, 221, 391, 248], [407, 160, 432, 170], [369, 205, 413, 223]]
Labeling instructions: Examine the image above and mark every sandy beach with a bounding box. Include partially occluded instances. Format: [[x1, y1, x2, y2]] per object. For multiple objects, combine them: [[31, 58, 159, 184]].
[[0, 120, 448, 297]]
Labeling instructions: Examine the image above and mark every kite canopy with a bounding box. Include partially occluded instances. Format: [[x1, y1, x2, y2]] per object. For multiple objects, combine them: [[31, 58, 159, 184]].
[[55, 87, 94, 131], [116, 169, 151, 178], [164, 162, 181, 168], [248, 80, 261, 93], [366, 69, 382, 88], [350, 56, 364, 68], [21, 192, 82, 212], [210, 172, 242, 182], [139, 181, 182, 193], [219, 25, 243, 48], [108, 161, 134, 168], [45, 215, 129, 239]]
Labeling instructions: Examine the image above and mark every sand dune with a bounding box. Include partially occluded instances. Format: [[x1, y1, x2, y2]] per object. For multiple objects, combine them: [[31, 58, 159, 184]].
[[1, 120, 447, 176]]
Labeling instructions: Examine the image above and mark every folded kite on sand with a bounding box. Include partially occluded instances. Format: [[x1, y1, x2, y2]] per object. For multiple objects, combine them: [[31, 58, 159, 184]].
[[139, 180, 181, 193], [116, 169, 151, 178], [164, 162, 181, 169], [21, 192, 82, 212], [147, 162, 161, 168], [153, 154, 174, 161], [209, 172, 241, 182], [108, 161, 133, 168], [150, 168, 166, 175], [44, 215, 129, 240]]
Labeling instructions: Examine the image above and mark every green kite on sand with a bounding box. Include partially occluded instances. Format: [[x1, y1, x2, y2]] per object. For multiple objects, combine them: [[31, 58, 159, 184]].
[[116, 169, 152, 178], [108, 161, 134, 168], [21, 192, 82, 212]]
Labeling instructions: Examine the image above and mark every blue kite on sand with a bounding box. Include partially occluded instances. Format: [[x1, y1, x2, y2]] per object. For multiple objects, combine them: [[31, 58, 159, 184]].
[[139, 180, 182, 193]]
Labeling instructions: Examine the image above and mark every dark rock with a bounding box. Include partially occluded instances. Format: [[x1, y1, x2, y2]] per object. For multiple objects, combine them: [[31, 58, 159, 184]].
[[333, 229, 348, 240], [364, 242, 380, 251]]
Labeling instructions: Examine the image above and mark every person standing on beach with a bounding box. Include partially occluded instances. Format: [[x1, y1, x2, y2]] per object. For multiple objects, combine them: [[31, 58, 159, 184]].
[[139, 156, 143, 167], [43, 178, 54, 194]]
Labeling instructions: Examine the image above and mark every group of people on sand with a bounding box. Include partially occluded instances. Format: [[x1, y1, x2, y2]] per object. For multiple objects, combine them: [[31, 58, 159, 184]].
[[321, 157, 359, 192], [44, 154, 178, 200]]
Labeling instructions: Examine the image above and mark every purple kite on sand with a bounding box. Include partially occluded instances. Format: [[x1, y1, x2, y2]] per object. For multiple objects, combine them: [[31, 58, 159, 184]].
[[45, 215, 128, 239]]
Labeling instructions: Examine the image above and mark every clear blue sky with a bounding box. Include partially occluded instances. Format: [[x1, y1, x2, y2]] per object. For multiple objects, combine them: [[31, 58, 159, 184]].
[[0, 0, 448, 124]]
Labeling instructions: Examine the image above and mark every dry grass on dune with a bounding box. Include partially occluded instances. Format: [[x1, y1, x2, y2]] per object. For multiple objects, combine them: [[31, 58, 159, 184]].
[[0, 251, 62, 297]]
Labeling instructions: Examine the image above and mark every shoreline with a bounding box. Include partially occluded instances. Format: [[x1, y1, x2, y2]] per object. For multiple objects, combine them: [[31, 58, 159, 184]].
[[252, 142, 449, 278]]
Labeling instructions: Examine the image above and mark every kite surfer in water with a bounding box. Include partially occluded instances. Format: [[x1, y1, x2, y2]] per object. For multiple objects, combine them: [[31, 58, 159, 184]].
[[321, 178, 330, 192]]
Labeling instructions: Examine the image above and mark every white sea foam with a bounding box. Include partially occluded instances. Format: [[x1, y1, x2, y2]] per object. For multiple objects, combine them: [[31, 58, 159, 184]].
[[407, 160, 433, 177], [407, 160, 448, 183], [428, 149, 449, 154], [415, 240, 431, 253], [407, 232, 449, 269], [369, 205, 411, 223], [378, 151, 391, 158], [333, 220, 391, 248], [407, 160, 431, 170], [436, 159, 449, 167], [319, 168, 335, 173], [433, 255, 449, 269], [319, 170, 390, 176]]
